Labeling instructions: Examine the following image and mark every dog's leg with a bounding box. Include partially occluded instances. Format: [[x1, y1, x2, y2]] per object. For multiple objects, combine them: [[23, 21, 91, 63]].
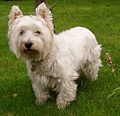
[[56, 78, 77, 109], [83, 45, 102, 81], [32, 76, 50, 104], [84, 59, 101, 81]]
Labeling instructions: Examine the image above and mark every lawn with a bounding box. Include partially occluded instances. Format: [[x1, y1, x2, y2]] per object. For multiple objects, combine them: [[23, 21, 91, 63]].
[[0, 0, 120, 115]]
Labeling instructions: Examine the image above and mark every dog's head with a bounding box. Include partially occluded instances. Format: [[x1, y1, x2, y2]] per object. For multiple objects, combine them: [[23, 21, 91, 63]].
[[8, 3, 54, 60]]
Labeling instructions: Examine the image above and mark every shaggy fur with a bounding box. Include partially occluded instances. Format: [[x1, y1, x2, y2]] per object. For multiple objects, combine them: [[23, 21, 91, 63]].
[[8, 3, 102, 109]]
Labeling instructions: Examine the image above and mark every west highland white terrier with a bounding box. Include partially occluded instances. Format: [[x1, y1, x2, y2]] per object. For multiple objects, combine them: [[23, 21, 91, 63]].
[[8, 2, 102, 109]]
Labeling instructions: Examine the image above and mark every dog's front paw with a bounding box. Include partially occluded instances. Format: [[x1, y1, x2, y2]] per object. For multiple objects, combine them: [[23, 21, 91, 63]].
[[35, 94, 50, 105], [57, 98, 70, 109]]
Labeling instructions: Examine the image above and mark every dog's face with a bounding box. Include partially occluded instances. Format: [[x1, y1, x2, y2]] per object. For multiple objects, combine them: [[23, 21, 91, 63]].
[[8, 3, 54, 60]]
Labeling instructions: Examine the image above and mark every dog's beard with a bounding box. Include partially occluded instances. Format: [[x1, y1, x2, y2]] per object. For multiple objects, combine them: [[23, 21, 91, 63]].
[[18, 42, 43, 60], [23, 49, 40, 58], [19, 49, 37, 60], [18, 42, 51, 61]]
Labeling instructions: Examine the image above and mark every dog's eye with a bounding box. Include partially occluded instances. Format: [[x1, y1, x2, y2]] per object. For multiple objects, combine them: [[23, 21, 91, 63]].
[[20, 30, 25, 36], [35, 31, 41, 35]]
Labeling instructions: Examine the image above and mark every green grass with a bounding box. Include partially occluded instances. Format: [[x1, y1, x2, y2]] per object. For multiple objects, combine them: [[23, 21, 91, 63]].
[[0, 0, 120, 115]]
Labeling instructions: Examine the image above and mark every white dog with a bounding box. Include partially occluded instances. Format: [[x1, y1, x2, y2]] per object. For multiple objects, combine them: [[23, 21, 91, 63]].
[[8, 3, 102, 109]]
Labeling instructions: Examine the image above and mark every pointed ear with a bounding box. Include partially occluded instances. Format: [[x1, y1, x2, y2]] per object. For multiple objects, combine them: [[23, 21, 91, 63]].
[[36, 2, 54, 31], [9, 5, 23, 25]]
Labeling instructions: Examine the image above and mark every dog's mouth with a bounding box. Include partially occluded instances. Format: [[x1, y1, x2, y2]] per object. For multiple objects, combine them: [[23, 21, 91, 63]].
[[24, 49, 39, 54], [22, 49, 40, 58]]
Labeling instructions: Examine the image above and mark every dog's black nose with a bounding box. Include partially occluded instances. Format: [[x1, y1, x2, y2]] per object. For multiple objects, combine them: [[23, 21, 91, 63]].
[[25, 42, 33, 49]]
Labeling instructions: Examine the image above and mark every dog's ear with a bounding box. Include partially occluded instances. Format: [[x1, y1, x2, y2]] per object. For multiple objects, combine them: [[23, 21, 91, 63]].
[[9, 5, 23, 25], [36, 2, 54, 31]]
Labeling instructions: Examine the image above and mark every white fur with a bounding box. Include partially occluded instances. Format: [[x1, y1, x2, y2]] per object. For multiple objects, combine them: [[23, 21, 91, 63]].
[[8, 3, 102, 109]]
